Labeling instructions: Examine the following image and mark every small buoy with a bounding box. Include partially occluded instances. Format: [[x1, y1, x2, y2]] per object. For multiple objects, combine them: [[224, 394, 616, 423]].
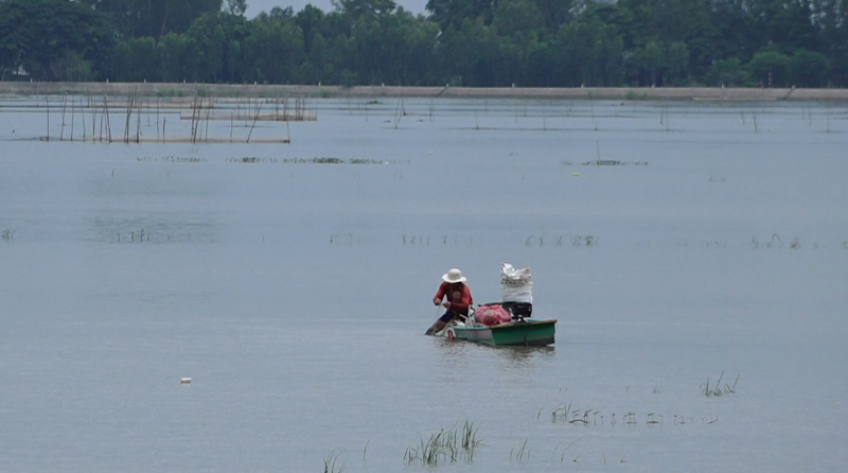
[[180, 377, 192, 384], [572, 172, 580, 177]]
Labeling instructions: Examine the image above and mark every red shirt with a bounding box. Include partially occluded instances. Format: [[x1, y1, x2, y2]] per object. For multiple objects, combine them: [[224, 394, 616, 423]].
[[433, 282, 473, 315]]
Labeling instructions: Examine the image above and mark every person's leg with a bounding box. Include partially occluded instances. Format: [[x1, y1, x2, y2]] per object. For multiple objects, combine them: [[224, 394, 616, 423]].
[[425, 311, 455, 335]]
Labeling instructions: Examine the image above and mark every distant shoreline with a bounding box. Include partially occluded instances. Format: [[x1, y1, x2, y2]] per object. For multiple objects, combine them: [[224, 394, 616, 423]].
[[2, 81, 848, 101]]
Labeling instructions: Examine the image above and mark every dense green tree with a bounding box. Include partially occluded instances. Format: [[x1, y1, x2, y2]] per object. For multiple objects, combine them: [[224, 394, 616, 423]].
[[748, 50, 791, 86], [635, 41, 665, 86], [5, 0, 843, 87], [811, 0, 848, 84], [666, 41, 690, 84], [0, 0, 114, 80], [438, 19, 507, 86], [185, 12, 250, 82], [531, 0, 585, 34], [110, 37, 161, 81], [159, 33, 198, 82], [296, 4, 327, 52], [427, 0, 498, 32], [241, 15, 304, 83], [80, 0, 223, 40], [745, 0, 818, 51], [615, 0, 718, 78], [788, 49, 829, 86], [493, 0, 544, 37], [705, 57, 751, 86], [552, 19, 624, 86]]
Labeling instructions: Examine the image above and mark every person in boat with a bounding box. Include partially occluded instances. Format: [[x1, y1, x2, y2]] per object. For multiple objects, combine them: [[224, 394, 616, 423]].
[[425, 268, 474, 335]]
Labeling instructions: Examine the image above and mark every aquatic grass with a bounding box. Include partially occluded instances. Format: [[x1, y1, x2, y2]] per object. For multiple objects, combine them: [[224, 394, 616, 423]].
[[551, 402, 572, 423], [701, 370, 739, 397], [510, 439, 529, 463], [461, 420, 481, 454], [323, 449, 344, 473], [552, 437, 581, 462], [403, 421, 482, 466]]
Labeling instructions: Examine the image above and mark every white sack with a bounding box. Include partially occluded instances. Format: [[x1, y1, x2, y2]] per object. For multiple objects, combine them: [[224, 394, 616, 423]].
[[500, 262, 533, 303]]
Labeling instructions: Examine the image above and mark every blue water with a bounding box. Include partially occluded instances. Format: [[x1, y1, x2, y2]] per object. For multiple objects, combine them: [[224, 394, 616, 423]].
[[1, 97, 846, 472]]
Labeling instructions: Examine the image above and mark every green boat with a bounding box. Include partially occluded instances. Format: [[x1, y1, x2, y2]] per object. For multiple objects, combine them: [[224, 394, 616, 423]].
[[446, 318, 557, 347]]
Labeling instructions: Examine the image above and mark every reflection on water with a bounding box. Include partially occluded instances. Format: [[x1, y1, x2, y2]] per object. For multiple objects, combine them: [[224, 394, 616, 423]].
[[495, 345, 556, 369]]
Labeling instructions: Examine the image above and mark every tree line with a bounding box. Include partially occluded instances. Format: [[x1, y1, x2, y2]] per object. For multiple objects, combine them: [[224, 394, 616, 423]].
[[0, 0, 846, 87]]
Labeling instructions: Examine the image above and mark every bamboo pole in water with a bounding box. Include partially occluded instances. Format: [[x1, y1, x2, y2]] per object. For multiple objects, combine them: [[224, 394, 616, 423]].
[[70, 95, 75, 141], [246, 101, 263, 143], [80, 95, 86, 141], [60, 94, 66, 141], [103, 95, 112, 142]]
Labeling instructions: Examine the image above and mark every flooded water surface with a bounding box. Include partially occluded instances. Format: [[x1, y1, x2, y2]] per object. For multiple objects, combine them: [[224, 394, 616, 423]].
[[1, 97, 846, 472]]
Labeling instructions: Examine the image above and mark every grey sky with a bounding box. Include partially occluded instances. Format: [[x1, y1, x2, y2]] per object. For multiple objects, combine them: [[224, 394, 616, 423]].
[[245, 0, 429, 17]]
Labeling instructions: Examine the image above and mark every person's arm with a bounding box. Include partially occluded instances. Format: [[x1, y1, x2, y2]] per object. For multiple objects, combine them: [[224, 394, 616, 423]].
[[433, 282, 446, 305]]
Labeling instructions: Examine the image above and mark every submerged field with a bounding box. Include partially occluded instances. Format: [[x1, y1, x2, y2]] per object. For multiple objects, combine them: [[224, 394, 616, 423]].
[[0, 98, 846, 472]]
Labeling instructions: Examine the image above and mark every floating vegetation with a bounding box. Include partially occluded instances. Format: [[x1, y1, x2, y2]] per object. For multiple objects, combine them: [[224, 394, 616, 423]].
[[561, 160, 648, 166], [225, 157, 408, 165], [750, 234, 814, 250], [551, 402, 718, 427], [571, 235, 598, 247], [523, 234, 565, 247], [551, 404, 597, 425], [403, 421, 482, 466], [137, 156, 208, 163], [101, 226, 211, 244], [702, 370, 739, 398], [1, 227, 15, 240], [112, 228, 153, 243], [228, 157, 279, 163], [399, 234, 477, 246]]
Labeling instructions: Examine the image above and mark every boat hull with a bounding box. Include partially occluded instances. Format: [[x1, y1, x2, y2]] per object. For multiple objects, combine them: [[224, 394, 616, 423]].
[[448, 319, 556, 347]]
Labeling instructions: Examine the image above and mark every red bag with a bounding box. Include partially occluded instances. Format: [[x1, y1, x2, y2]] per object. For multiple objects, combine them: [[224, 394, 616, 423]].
[[474, 304, 512, 326]]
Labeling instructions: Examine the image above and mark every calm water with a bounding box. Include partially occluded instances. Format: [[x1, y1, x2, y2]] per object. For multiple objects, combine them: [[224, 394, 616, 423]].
[[1, 97, 846, 472]]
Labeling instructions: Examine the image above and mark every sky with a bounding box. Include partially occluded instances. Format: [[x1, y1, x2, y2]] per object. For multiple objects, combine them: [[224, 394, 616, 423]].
[[245, 0, 429, 17]]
